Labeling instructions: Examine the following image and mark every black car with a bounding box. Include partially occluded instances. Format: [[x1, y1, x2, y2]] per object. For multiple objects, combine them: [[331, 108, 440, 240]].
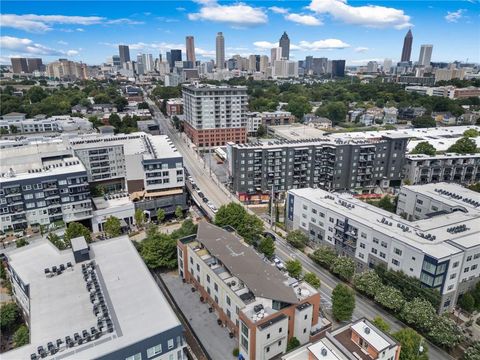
[[198, 191, 204, 198], [202, 197, 208, 203]]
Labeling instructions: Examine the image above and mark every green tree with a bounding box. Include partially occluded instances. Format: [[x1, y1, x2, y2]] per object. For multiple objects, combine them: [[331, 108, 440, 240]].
[[135, 209, 145, 228], [108, 113, 121, 129], [215, 202, 264, 244], [331, 257, 355, 281], [447, 137, 478, 154], [0, 303, 19, 331], [137, 101, 150, 109], [310, 246, 336, 268], [303, 272, 321, 289], [285, 259, 302, 279], [411, 141, 436, 156], [47, 232, 66, 250], [332, 284, 355, 322], [372, 316, 390, 333], [93, 93, 111, 104], [286, 337, 300, 351], [463, 342, 480, 360], [427, 314, 463, 349], [468, 183, 480, 193], [256, 124, 267, 138], [9, 125, 18, 133], [140, 233, 178, 269], [400, 298, 436, 332], [286, 230, 308, 250], [374, 285, 405, 312], [464, 129, 479, 138], [458, 292, 476, 313], [13, 324, 29, 347], [353, 270, 383, 297], [170, 219, 198, 239], [376, 196, 397, 213], [104, 216, 121, 237], [15, 238, 28, 248], [175, 206, 184, 219], [393, 328, 428, 360], [156, 208, 166, 223], [412, 116, 436, 128], [26, 86, 48, 103], [258, 236, 275, 258], [64, 222, 92, 245], [114, 96, 128, 111], [286, 96, 312, 120], [316, 101, 348, 125]]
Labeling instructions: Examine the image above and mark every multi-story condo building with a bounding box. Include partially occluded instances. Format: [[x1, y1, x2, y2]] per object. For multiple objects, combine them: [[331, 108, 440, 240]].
[[286, 183, 480, 311], [246, 111, 295, 134], [282, 318, 400, 360], [182, 84, 249, 147], [403, 153, 480, 185], [4, 235, 186, 360], [0, 143, 91, 231], [166, 98, 183, 116], [226, 135, 408, 202], [0, 114, 93, 134], [178, 222, 324, 360], [68, 132, 187, 216], [46, 59, 87, 80]]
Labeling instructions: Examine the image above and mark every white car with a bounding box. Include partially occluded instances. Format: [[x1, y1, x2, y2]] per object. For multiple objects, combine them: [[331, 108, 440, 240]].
[[207, 202, 218, 213], [273, 257, 285, 270]]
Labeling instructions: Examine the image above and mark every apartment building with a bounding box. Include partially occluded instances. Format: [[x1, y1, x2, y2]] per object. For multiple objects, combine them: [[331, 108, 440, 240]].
[[182, 84, 249, 147], [403, 153, 480, 185], [0, 114, 93, 134], [286, 183, 480, 311], [178, 222, 324, 360], [246, 111, 296, 134], [166, 98, 184, 116], [4, 235, 186, 360], [282, 318, 400, 360], [0, 143, 91, 231], [46, 59, 87, 80], [69, 132, 187, 216], [226, 135, 408, 202]]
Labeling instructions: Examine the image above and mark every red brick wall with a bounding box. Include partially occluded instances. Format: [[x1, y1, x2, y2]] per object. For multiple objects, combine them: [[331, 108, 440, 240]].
[[184, 122, 247, 147]]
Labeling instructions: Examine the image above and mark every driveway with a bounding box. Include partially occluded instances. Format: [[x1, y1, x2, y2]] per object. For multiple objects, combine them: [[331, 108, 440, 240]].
[[161, 272, 238, 360]]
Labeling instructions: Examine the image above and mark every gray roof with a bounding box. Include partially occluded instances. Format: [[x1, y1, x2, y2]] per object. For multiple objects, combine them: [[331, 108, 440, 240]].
[[196, 222, 298, 304], [70, 236, 88, 251]]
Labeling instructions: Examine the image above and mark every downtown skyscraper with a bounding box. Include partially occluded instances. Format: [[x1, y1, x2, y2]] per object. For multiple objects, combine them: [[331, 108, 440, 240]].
[[418, 44, 433, 66], [216, 32, 225, 69], [279, 32, 290, 60], [401, 29, 413, 62], [186, 36, 196, 64], [118, 45, 130, 65]]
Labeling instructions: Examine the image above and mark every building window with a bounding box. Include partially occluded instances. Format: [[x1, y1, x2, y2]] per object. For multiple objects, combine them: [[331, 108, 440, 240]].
[[267, 333, 270, 339], [196, 264, 200, 271], [207, 275, 210, 283], [214, 295, 219, 303], [450, 273, 457, 279], [467, 256, 472, 262], [279, 327, 282, 333], [373, 238, 379, 244], [453, 261, 459, 268], [394, 248, 402, 256], [241, 322, 249, 337], [371, 248, 378, 255], [168, 339, 174, 349], [241, 336, 248, 350], [266, 347, 270, 353], [360, 243, 366, 249], [147, 345, 162, 358], [226, 296, 231, 306], [278, 340, 282, 346], [125, 354, 142, 360], [392, 259, 400, 266], [214, 283, 218, 292]]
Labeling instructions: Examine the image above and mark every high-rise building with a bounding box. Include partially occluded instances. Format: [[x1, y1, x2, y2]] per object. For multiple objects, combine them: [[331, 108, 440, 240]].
[[367, 61, 378, 73], [170, 49, 182, 69], [27, 58, 43, 73], [401, 29, 413, 62], [118, 45, 131, 65], [383, 58, 393, 73], [142, 54, 154, 73], [46, 59, 87, 80], [331, 60, 346, 77], [186, 36, 196, 64], [136, 54, 145, 75], [418, 44, 433, 67], [312, 57, 328, 75], [166, 52, 172, 68], [215, 32, 225, 69], [11, 58, 29, 73], [182, 84, 248, 147], [305, 56, 313, 72], [259, 55, 269, 73], [279, 32, 290, 60], [273, 60, 298, 78], [270, 47, 282, 63]]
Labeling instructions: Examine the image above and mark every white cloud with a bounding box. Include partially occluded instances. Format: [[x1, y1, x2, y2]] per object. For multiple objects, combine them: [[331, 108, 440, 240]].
[[308, 0, 412, 29], [0, 14, 143, 32], [188, 1, 268, 26], [269, 6, 289, 14], [57, 40, 68, 45], [76, 28, 85, 32], [285, 13, 322, 26], [347, 58, 384, 65], [0, 36, 79, 57], [195, 48, 215, 58], [254, 38, 349, 52], [445, 9, 465, 23], [298, 39, 350, 50], [355, 47, 369, 53], [176, 7, 186, 11]]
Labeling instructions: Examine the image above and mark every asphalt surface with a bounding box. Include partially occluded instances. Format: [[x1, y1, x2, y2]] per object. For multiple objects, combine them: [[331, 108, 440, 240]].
[[147, 98, 452, 360]]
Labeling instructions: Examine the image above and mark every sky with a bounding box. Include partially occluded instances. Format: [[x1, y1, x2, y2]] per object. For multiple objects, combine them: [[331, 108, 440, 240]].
[[1, 0, 479, 66]]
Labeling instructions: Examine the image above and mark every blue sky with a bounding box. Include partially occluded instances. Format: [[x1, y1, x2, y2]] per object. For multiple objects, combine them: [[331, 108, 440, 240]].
[[1, 0, 479, 66]]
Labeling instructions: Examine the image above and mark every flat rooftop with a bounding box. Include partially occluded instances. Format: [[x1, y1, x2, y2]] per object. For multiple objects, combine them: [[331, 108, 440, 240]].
[[289, 184, 480, 259], [4, 236, 181, 359], [270, 124, 327, 141]]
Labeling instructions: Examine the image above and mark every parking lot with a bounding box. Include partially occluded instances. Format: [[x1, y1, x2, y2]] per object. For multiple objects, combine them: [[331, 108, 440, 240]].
[[161, 272, 237, 360]]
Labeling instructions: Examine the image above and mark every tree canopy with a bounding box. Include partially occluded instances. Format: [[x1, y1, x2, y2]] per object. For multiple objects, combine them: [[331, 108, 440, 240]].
[[332, 284, 355, 322], [286, 230, 308, 250], [303, 272, 321, 289], [447, 137, 478, 154], [412, 116, 436, 128], [257, 236, 275, 258], [214, 202, 264, 244], [104, 216, 121, 237], [285, 259, 302, 279], [411, 141, 436, 156], [64, 222, 92, 245], [393, 328, 429, 360]]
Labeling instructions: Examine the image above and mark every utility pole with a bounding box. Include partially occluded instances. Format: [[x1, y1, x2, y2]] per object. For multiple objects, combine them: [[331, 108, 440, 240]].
[[270, 183, 275, 230]]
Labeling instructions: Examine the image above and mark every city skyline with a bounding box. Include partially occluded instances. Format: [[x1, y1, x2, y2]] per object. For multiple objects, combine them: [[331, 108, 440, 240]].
[[1, 1, 479, 66]]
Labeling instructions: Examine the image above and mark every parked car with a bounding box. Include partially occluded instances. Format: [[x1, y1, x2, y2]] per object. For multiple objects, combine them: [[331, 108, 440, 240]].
[[202, 197, 209, 203], [198, 191, 204, 198], [207, 202, 218, 213], [273, 257, 285, 271]]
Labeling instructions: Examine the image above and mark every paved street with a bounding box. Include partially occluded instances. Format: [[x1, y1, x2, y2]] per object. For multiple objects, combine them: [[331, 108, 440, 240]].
[[148, 98, 453, 360], [161, 272, 237, 360]]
